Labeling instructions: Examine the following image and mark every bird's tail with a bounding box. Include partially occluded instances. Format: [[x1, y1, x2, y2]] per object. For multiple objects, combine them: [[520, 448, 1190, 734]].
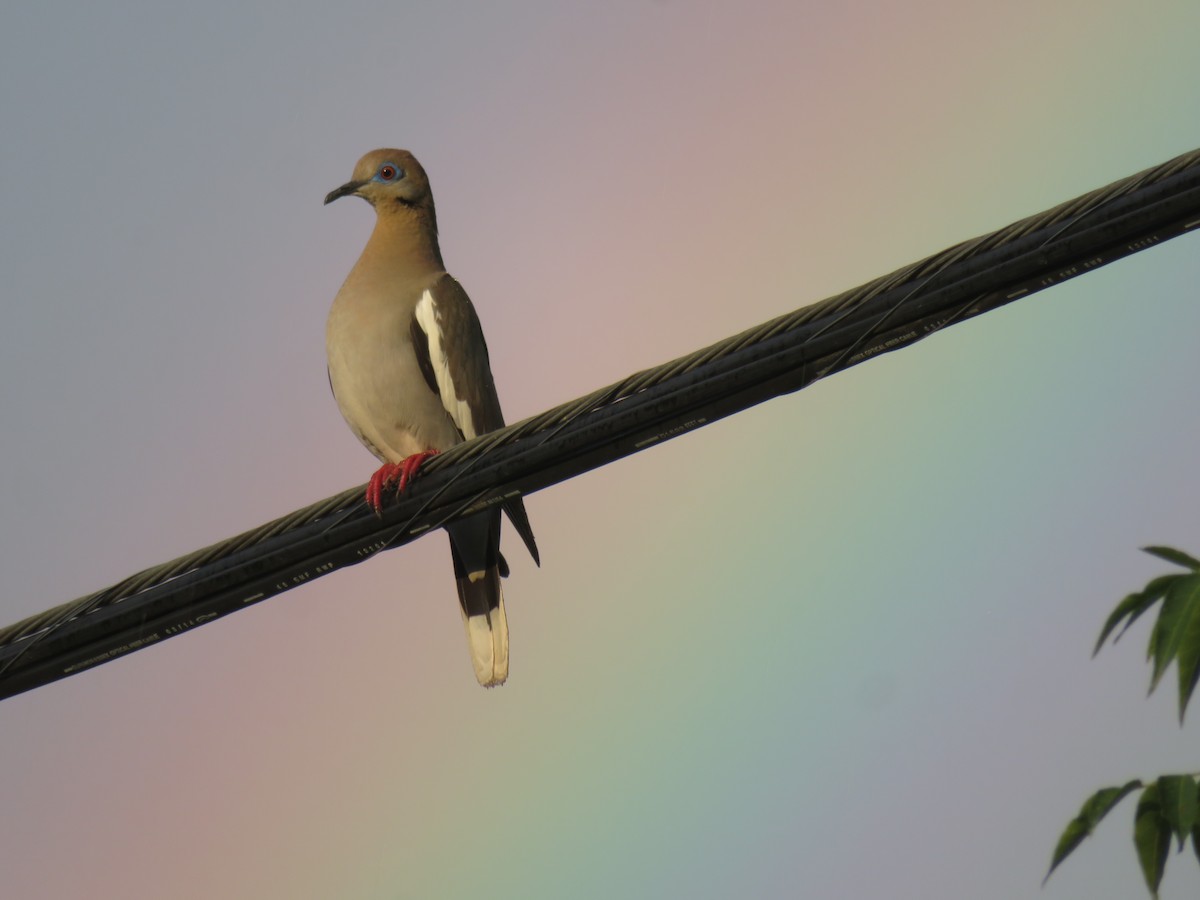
[[447, 511, 508, 687], [455, 568, 508, 687]]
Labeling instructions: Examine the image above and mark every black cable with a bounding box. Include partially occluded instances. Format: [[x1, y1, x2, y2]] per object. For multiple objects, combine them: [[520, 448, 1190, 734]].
[[2, 147, 1199, 700]]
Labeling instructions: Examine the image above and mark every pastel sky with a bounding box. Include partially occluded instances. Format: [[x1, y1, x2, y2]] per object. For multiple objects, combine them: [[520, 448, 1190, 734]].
[[2, 1, 1200, 898]]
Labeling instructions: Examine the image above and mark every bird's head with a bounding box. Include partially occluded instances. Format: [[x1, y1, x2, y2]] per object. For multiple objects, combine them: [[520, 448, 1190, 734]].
[[324, 148, 433, 212]]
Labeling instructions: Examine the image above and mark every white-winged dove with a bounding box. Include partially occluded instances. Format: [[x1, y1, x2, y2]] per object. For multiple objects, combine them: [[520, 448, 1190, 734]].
[[324, 149, 538, 687]]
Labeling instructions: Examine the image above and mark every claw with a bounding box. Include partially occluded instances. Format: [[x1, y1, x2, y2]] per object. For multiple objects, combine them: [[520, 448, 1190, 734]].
[[396, 450, 438, 491], [364, 451, 440, 514], [365, 462, 400, 514]]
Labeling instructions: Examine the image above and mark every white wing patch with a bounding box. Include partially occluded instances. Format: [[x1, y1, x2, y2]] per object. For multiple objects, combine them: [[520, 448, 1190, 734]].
[[414, 289, 477, 439]]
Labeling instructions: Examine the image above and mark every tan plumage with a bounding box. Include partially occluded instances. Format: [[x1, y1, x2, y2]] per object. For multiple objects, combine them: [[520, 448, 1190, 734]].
[[324, 149, 537, 686]]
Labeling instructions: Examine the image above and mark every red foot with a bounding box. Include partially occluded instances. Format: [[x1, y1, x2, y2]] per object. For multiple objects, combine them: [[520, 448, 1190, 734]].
[[365, 450, 440, 514]]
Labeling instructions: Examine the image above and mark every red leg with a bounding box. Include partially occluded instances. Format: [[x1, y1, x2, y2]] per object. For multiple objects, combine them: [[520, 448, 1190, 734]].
[[364, 450, 440, 514]]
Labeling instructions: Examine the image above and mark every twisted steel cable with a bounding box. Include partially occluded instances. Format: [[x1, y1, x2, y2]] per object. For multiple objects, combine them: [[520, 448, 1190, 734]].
[[2, 145, 1199, 695]]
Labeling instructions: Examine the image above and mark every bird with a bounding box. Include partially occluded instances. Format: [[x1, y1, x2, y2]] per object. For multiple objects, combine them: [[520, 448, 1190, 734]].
[[324, 148, 538, 687]]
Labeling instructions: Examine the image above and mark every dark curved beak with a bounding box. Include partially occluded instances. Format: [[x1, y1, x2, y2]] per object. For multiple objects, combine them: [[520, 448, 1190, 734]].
[[324, 179, 365, 205]]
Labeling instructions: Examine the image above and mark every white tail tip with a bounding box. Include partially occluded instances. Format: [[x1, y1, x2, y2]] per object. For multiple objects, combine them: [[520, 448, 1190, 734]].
[[462, 592, 508, 687]]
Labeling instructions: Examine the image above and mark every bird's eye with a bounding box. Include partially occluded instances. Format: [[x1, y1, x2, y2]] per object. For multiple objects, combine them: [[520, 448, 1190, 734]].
[[379, 165, 398, 181]]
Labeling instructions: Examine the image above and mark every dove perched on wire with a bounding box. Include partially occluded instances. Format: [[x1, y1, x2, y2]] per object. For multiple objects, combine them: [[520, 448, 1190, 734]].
[[324, 149, 538, 686]]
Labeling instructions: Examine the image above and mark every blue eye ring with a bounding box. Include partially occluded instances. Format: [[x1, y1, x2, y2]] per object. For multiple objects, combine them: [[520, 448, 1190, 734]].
[[376, 163, 403, 182]]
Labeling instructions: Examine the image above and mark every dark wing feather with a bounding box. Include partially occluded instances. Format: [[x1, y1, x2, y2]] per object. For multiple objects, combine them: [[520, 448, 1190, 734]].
[[423, 275, 539, 565], [426, 275, 505, 437], [502, 498, 539, 567]]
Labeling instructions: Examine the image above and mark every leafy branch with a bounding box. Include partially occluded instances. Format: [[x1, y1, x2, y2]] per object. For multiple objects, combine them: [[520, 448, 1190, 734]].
[[1046, 547, 1200, 897]]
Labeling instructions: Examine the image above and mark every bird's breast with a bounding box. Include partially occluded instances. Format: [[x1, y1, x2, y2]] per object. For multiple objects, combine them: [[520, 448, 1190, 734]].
[[326, 279, 461, 461]]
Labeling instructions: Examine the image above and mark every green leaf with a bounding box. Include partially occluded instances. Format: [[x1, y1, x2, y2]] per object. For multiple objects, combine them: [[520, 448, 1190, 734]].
[[1156, 776, 1199, 851], [1044, 780, 1143, 883], [1135, 784, 1171, 898], [1095, 575, 1182, 657], [1174, 583, 1200, 722], [1149, 576, 1200, 694], [1095, 592, 1143, 656], [1193, 821, 1200, 866], [1143, 546, 1200, 570]]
